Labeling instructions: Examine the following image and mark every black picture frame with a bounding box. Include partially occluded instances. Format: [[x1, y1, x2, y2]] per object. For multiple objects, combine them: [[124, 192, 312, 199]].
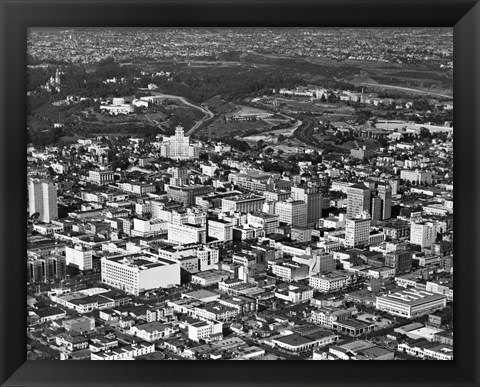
[[1, 1, 479, 386]]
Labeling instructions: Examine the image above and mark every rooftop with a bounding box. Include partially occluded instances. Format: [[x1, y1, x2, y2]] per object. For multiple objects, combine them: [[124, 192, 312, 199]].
[[379, 289, 447, 306], [273, 333, 313, 347]]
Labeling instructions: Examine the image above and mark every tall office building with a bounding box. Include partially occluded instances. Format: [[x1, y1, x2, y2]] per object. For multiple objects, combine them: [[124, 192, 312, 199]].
[[291, 185, 323, 227], [371, 197, 383, 222], [160, 126, 200, 160], [28, 178, 58, 223], [275, 199, 308, 227], [27, 255, 66, 284], [345, 217, 371, 248], [309, 250, 335, 274], [410, 221, 438, 248], [346, 184, 371, 219], [376, 183, 392, 220], [170, 167, 188, 186]]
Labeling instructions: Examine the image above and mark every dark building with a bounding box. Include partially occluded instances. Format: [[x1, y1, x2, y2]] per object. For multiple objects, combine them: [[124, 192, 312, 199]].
[[384, 250, 413, 273]]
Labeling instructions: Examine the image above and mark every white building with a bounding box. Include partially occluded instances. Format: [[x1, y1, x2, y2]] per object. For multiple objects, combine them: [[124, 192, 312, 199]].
[[410, 221, 438, 248], [160, 126, 200, 160], [274, 284, 314, 303], [101, 253, 180, 296], [375, 289, 447, 318], [131, 218, 167, 238], [91, 342, 154, 360], [207, 219, 233, 242], [129, 322, 174, 342], [221, 194, 265, 214], [246, 212, 279, 235], [28, 178, 58, 223], [309, 273, 349, 293], [272, 262, 309, 282], [275, 200, 308, 227], [187, 320, 223, 342], [345, 217, 371, 248], [88, 170, 114, 185], [168, 223, 207, 245], [400, 170, 433, 184], [65, 245, 93, 271]]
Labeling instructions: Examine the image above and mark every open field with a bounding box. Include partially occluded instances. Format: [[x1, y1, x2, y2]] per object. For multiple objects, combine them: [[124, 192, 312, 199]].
[[206, 118, 273, 139]]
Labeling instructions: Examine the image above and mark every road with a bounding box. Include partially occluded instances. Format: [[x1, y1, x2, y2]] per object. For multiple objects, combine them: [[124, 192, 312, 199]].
[[358, 82, 453, 99], [291, 114, 347, 154], [145, 91, 214, 135]]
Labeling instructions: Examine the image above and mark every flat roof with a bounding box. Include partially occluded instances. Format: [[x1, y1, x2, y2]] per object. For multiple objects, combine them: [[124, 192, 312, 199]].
[[34, 307, 65, 318], [336, 319, 371, 329], [361, 346, 393, 358], [192, 270, 231, 280], [426, 344, 453, 354], [107, 253, 176, 268], [223, 194, 264, 202], [134, 321, 168, 333], [183, 290, 219, 300], [273, 333, 313, 347], [379, 289, 447, 306], [63, 316, 92, 324], [191, 321, 210, 328]]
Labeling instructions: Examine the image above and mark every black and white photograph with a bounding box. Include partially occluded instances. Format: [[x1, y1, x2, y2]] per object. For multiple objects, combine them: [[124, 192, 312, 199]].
[[24, 26, 455, 362]]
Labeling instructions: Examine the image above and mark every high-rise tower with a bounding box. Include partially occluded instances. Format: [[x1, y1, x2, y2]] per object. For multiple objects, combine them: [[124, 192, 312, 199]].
[[28, 178, 58, 223]]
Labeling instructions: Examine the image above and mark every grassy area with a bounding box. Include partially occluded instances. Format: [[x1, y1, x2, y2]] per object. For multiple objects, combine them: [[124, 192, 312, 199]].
[[204, 118, 273, 138]]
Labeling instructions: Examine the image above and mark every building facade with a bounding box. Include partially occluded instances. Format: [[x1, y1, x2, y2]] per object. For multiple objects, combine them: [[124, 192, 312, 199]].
[[28, 178, 58, 223]]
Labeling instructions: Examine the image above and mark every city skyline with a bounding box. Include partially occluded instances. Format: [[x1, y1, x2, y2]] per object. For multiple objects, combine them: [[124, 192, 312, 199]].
[[26, 27, 453, 362]]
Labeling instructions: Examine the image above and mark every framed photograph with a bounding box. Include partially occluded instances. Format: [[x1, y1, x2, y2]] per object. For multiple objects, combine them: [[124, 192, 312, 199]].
[[1, 0, 479, 386]]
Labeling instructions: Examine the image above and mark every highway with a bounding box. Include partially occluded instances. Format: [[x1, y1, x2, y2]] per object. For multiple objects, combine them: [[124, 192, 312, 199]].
[[146, 91, 214, 136], [291, 114, 347, 154]]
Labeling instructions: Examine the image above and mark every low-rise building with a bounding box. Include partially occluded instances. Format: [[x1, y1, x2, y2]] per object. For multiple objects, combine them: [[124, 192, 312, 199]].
[[129, 322, 174, 342], [272, 262, 309, 282], [101, 253, 181, 296], [63, 316, 95, 334], [274, 284, 314, 303], [272, 331, 339, 352], [376, 289, 447, 318], [309, 272, 349, 293], [91, 342, 155, 360], [187, 320, 223, 342]]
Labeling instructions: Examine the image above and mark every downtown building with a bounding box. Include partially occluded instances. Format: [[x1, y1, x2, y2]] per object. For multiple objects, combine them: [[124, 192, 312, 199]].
[[376, 289, 447, 319], [346, 184, 371, 219], [221, 194, 265, 214], [275, 199, 308, 227], [345, 217, 371, 249], [371, 182, 392, 221], [347, 181, 391, 222], [28, 178, 58, 223], [101, 253, 180, 295], [65, 245, 93, 272], [167, 185, 214, 206], [410, 221, 438, 248], [88, 170, 115, 186], [27, 255, 66, 284], [160, 125, 200, 160], [168, 223, 207, 245], [291, 185, 323, 227]]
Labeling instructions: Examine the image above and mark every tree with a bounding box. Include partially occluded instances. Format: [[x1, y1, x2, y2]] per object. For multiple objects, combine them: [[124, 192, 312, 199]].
[[320, 94, 327, 103], [419, 127, 431, 140], [327, 93, 337, 103]]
